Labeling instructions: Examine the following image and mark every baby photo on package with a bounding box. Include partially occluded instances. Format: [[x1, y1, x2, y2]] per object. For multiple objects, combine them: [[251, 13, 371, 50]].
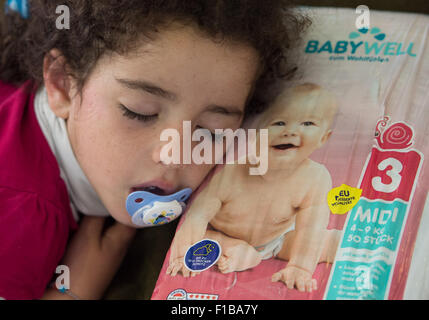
[[167, 83, 342, 295], [152, 7, 429, 300]]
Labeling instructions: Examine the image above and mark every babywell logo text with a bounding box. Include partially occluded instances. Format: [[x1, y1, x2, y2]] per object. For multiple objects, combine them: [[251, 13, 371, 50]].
[[305, 27, 417, 63], [160, 121, 268, 175]]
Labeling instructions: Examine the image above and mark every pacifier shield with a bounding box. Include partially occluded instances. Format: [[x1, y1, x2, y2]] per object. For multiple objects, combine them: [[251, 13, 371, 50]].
[[126, 188, 192, 227], [141, 201, 183, 226]]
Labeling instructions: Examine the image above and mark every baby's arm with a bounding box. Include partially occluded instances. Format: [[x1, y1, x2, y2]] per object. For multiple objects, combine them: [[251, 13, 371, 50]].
[[288, 200, 330, 274], [167, 169, 227, 276], [274, 167, 332, 291]]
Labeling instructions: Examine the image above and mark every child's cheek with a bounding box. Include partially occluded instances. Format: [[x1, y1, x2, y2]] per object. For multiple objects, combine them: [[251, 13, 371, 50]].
[[268, 126, 284, 139], [268, 126, 283, 133]]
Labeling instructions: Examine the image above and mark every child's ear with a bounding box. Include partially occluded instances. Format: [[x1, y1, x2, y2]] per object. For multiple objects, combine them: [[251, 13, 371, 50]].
[[319, 129, 332, 147], [43, 49, 74, 120]]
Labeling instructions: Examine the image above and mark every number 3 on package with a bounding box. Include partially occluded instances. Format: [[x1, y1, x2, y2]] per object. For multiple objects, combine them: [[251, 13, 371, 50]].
[[361, 149, 421, 202]]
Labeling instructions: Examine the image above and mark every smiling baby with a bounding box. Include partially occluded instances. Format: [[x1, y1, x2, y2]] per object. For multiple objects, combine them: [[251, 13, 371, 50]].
[[168, 83, 342, 293]]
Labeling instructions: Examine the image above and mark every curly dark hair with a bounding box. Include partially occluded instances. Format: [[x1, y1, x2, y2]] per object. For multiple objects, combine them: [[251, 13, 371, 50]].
[[0, 0, 310, 116]]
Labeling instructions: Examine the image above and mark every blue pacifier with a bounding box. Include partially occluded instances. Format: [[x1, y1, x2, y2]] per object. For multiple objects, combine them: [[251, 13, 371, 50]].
[[126, 188, 192, 227]]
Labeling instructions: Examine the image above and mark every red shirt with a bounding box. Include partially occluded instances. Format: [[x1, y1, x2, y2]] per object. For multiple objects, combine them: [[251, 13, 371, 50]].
[[0, 80, 78, 299]]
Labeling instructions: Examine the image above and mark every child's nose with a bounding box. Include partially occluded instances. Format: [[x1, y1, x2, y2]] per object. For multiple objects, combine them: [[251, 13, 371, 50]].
[[151, 134, 181, 167], [282, 124, 298, 136], [151, 142, 167, 165], [151, 120, 190, 167]]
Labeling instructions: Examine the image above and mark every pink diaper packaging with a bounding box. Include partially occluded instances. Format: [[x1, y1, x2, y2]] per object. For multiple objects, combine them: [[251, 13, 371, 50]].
[[152, 7, 429, 300]]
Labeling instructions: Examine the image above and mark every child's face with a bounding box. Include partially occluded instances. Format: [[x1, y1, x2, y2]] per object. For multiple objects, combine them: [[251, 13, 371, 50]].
[[57, 26, 259, 226], [264, 90, 335, 169]]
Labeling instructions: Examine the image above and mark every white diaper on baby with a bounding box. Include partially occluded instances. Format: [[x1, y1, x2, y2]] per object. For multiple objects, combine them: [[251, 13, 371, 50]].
[[254, 223, 295, 260]]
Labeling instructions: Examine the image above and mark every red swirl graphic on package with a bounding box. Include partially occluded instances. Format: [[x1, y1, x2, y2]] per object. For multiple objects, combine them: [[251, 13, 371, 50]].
[[375, 117, 413, 150]]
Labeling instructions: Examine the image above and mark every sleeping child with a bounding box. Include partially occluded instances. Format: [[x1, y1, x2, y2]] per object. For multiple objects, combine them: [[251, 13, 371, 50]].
[[0, 0, 310, 300], [167, 83, 342, 293]]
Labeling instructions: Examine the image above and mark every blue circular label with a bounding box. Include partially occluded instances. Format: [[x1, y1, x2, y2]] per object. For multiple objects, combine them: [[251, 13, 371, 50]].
[[184, 239, 221, 272]]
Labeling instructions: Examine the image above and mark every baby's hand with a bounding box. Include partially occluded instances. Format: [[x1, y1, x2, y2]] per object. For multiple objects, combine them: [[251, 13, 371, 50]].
[[166, 218, 206, 277], [271, 264, 317, 292]]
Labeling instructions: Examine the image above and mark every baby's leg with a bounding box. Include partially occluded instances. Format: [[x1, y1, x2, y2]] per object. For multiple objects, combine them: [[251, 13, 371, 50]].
[[205, 230, 262, 274]]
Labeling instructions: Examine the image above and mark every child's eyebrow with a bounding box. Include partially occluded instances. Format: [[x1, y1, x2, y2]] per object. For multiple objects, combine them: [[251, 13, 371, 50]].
[[115, 77, 177, 101]]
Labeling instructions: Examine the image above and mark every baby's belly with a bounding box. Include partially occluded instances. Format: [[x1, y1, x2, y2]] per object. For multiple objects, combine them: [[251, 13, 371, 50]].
[[210, 213, 295, 247]]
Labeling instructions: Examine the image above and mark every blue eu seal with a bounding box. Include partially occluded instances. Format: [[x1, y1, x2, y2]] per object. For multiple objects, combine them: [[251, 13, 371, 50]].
[[184, 239, 221, 272]]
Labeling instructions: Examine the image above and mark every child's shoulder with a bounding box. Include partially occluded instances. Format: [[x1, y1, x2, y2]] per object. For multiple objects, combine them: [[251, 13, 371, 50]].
[[305, 158, 330, 173], [205, 163, 247, 197], [0, 81, 68, 204], [301, 159, 332, 186], [297, 160, 333, 206]]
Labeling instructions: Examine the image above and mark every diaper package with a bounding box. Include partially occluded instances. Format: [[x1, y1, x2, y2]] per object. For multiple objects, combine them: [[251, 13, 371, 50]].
[[152, 7, 429, 300]]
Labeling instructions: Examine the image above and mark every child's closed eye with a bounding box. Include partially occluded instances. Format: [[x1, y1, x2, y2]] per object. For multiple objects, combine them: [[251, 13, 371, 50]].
[[119, 104, 158, 122]]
